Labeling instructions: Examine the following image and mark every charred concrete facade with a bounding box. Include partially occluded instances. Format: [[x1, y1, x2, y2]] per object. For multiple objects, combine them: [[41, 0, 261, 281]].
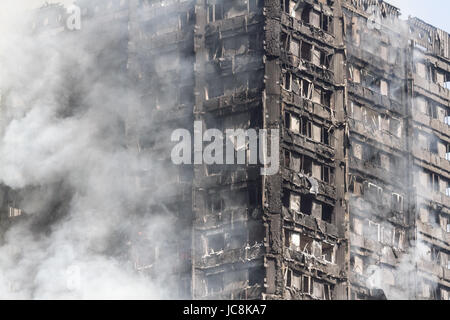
[[344, 1, 410, 299], [1, 0, 450, 300], [192, 0, 450, 300], [342, 1, 450, 300], [407, 17, 450, 300]]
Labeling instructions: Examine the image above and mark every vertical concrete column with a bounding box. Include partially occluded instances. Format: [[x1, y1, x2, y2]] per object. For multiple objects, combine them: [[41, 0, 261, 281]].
[[331, 0, 350, 300]]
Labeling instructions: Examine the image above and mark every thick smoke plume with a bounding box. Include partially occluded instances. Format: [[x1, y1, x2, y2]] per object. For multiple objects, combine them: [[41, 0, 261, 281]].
[[0, 2, 183, 299]]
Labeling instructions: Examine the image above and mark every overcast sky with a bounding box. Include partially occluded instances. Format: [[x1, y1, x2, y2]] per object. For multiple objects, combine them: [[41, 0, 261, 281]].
[[23, 0, 450, 33], [388, 0, 449, 32]]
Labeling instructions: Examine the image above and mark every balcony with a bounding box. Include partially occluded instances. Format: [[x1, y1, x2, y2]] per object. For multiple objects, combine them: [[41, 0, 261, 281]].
[[282, 92, 333, 122], [197, 167, 259, 189], [205, 53, 263, 76], [284, 130, 335, 160], [349, 119, 404, 151], [349, 157, 401, 187], [414, 74, 450, 101], [283, 248, 340, 278], [282, 169, 337, 200], [282, 207, 340, 238], [203, 88, 261, 113], [347, 44, 404, 79], [350, 233, 379, 253], [350, 196, 406, 227], [415, 188, 450, 208], [417, 221, 450, 248], [280, 51, 335, 84], [416, 259, 445, 279], [347, 82, 404, 115], [280, 13, 335, 45], [411, 145, 450, 174], [205, 13, 263, 37], [196, 243, 264, 269], [203, 284, 263, 300], [412, 110, 450, 137], [194, 207, 261, 231]]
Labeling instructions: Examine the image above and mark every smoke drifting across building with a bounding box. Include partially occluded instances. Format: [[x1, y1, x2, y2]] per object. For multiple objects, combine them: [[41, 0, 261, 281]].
[[0, 0, 449, 300]]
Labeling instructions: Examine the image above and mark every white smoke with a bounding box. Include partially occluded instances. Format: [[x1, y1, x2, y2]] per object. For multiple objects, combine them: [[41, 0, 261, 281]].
[[346, 4, 444, 300], [0, 1, 186, 299]]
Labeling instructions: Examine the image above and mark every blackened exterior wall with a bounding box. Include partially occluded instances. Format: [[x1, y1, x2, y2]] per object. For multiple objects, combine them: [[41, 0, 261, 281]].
[[1, 0, 449, 300]]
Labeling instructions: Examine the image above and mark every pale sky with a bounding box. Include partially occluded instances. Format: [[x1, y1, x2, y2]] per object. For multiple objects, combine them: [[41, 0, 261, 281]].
[[25, 0, 450, 33], [388, 0, 450, 32]]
